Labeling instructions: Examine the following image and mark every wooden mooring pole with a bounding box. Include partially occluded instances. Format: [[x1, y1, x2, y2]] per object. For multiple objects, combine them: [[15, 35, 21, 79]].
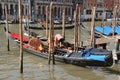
[[112, 6, 117, 37], [78, 6, 81, 46], [62, 5, 65, 39], [19, 0, 23, 73], [112, 6, 119, 51], [48, 2, 55, 64], [90, 7, 96, 48], [46, 5, 48, 38], [27, 4, 30, 38], [74, 4, 79, 52], [101, 9, 105, 33], [5, 5, 10, 51], [74, 10, 76, 51]]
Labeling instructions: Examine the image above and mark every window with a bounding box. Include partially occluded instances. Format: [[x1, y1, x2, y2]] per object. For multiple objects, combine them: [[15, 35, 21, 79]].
[[86, 10, 92, 14]]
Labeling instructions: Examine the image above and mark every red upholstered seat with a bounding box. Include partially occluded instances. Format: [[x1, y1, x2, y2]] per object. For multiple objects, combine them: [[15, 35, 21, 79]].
[[11, 32, 29, 42]]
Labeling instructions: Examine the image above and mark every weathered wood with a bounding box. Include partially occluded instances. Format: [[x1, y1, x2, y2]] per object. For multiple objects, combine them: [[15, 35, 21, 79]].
[[74, 4, 79, 52], [5, 5, 10, 51], [62, 5, 65, 39], [46, 5, 49, 38], [112, 6, 118, 50], [18, 0, 23, 73], [101, 9, 105, 33], [27, 5, 30, 38], [74, 10, 76, 51], [48, 2, 55, 64], [112, 6, 117, 37], [90, 7, 96, 48], [78, 6, 81, 46]]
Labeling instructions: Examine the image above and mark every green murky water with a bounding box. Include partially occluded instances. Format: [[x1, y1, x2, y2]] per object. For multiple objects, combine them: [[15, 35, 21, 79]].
[[0, 24, 119, 80]]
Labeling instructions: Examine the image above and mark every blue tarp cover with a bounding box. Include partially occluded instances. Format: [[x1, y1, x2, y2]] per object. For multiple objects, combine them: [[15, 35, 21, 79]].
[[82, 51, 105, 61], [95, 26, 112, 35], [95, 26, 120, 35], [86, 55, 105, 61], [115, 26, 120, 34]]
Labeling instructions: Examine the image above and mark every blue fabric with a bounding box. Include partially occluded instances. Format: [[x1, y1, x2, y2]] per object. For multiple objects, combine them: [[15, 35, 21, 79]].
[[95, 26, 120, 35], [95, 26, 112, 35], [84, 55, 105, 61], [115, 26, 120, 34], [81, 50, 105, 61]]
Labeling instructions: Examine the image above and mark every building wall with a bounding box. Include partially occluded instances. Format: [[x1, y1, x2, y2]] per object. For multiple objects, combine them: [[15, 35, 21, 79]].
[[113, 0, 120, 17], [0, 0, 119, 21], [83, 0, 120, 20], [0, 0, 73, 21], [0, 0, 29, 21], [34, 0, 73, 21]]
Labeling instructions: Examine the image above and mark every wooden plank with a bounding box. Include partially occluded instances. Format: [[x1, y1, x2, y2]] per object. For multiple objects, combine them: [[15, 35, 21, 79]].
[[96, 34, 120, 44]]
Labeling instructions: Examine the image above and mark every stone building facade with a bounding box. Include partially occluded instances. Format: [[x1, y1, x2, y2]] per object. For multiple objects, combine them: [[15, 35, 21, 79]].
[[83, 0, 120, 20], [0, 0, 31, 21], [0, 0, 119, 21], [0, 0, 75, 21]]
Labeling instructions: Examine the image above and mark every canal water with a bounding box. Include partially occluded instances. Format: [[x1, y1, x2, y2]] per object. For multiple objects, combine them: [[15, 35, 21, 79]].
[[0, 24, 120, 80]]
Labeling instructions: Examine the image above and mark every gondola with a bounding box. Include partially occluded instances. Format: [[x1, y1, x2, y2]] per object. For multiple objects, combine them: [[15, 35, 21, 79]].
[[25, 23, 102, 38], [4, 27, 114, 67], [24, 25, 120, 61], [27, 24, 74, 30], [95, 25, 120, 60], [23, 26, 48, 41], [80, 23, 104, 38], [22, 19, 34, 24], [95, 25, 120, 36]]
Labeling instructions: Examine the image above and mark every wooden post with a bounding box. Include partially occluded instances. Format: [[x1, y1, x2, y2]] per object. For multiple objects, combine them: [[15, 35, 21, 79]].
[[5, 5, 10, 51], [27, 5, 30, 38], [78, 6, 81, 46], [19, 0, 23, 73], [90, 7, 96, 48], [74, 10, 76, 51], [76, 4, 79, 52], [112, 6, 117, 37], [48, 2, 55, 64], [46, 5, 48, 38], [113, 6, 119, 51], [101, 9, 105, 33], [74, 4, 79, 52], [62, 5, 65, 39]]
